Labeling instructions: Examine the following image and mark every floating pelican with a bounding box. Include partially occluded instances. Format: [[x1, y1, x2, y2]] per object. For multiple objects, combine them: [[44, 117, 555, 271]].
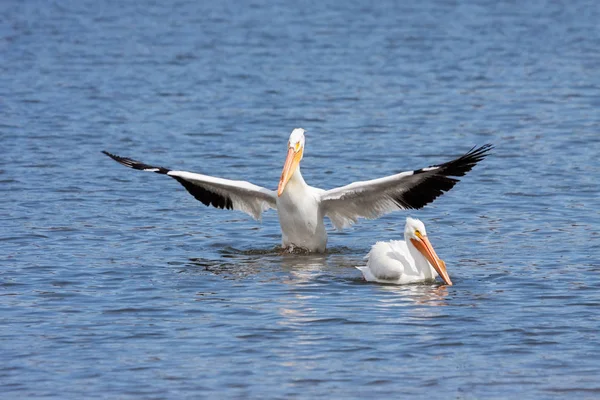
[[103, 128, 491, 252], [357, 217, 452, 285]]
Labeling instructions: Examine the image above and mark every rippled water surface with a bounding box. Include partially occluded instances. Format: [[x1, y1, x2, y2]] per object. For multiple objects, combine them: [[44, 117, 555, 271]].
[[2, 0, 600, 398]]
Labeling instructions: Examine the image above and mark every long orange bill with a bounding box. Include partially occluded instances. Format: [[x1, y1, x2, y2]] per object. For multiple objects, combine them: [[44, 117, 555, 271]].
[[411, 234, 453, 286], [278, 147, 301, 196]]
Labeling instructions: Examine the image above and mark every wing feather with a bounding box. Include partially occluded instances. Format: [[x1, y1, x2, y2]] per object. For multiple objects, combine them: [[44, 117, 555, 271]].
[[102, 151, 277, 220], [320, 144, 492, 229]]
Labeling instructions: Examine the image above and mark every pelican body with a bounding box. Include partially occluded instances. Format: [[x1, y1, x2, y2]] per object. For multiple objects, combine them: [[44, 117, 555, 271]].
[[358, 218, 452, 285], [103, 129, 491, 252], [276, 169, 328, 252]]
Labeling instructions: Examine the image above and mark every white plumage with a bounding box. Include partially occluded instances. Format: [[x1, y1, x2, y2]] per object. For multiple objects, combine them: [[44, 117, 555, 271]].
[[169, 171, 276, 221], [103, 129, 491, 252], [357, 217, 453, 285]]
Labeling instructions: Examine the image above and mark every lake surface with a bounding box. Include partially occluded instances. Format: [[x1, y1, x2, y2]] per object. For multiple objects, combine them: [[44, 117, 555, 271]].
[[2, 0, 600, 398]]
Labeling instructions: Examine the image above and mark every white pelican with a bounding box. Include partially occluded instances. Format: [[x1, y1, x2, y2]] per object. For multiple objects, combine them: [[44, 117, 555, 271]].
[[357, 217, 452, 285], [103, 128, 491, 252]]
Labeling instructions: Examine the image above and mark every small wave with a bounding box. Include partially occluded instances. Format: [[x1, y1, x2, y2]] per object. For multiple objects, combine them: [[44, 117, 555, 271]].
[[217, 245, 356, 256]]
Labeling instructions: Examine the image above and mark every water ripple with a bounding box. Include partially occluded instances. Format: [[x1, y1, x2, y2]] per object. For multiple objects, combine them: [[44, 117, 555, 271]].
[[2, 0, 600, 398]]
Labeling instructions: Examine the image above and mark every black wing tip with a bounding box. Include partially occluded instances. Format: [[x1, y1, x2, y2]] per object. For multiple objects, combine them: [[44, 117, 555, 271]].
[[102, 150, 129, 164], [102, 150, 170, 174], [439, 143, 493, 177], [395, 143, 493, 210], [103, 151, 235, 211], [464, 143, 493, 162]]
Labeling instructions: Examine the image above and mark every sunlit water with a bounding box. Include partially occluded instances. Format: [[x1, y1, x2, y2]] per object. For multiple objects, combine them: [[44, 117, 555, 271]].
[[2, 0, 600, 398]]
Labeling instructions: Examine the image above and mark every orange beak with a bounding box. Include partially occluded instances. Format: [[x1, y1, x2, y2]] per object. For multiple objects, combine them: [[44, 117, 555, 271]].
[[411, 232, 452, 286], [278, 147, 302, 196]]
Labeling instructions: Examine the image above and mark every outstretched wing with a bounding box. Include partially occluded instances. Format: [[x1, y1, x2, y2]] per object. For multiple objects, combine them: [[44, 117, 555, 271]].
[[320, 144, 492, 229], [102, 151, 277, 220]]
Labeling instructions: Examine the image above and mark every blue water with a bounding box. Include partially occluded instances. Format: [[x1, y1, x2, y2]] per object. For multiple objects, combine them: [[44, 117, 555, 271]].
[[2, 0, 600, 398]]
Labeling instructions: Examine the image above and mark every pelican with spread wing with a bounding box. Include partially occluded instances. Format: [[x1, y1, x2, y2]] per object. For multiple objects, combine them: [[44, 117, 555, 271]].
[[103, 128, 491, 252]]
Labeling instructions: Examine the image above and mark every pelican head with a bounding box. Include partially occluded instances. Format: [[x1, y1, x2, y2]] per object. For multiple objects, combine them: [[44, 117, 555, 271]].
[[405, 217, 453, 286], [278, 128, 305, 196]]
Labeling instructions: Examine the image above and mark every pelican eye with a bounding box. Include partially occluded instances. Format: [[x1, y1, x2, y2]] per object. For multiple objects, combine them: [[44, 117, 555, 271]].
[[294, 142, 301, 152]]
